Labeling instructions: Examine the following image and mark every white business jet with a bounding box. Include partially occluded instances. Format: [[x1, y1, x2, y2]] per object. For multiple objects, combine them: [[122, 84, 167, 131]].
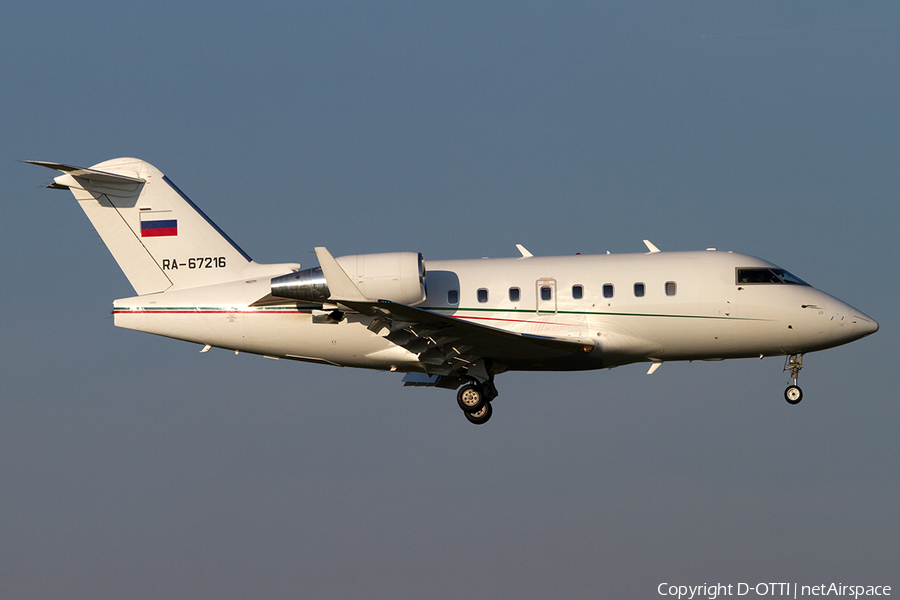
[[29, 158, 878, 424]]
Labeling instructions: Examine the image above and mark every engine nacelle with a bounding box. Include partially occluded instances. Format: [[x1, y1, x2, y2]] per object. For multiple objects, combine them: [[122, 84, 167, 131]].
[[335, 252, 427, 305], [271, 251, 426, 305]]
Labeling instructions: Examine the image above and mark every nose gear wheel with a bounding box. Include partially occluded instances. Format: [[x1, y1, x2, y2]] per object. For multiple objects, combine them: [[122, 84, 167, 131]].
[[784, 385, 803, 404], [783, 354, 804, 405]]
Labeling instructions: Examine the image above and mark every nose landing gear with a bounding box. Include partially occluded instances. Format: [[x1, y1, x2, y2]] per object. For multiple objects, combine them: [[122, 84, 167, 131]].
[[783, 353, 804, 404]]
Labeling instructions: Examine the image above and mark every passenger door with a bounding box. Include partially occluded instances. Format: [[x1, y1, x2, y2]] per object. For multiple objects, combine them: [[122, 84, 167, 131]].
[[535, 278, 557, 314]]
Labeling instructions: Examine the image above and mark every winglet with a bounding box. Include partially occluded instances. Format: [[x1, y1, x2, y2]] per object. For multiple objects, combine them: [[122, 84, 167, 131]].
[[314, 247, 368, 301]]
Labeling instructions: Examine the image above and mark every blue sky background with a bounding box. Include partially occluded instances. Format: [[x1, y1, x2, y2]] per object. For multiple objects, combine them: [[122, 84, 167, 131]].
[[2, 3, 898, 598]]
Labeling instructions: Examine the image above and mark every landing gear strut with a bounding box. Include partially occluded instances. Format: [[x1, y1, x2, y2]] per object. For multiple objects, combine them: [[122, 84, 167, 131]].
[[783, 353, 804, 405]]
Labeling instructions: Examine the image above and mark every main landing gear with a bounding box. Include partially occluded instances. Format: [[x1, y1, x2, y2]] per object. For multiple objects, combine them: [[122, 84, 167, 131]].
[[783, 353, 804, 405], [457, 379, 498, 425]]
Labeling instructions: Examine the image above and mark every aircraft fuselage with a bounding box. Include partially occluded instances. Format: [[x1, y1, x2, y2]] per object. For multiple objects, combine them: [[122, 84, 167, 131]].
[[112, 250, 876, 372]]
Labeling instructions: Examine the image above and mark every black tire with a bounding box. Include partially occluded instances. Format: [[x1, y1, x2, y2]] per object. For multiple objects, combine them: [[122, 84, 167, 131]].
[[784, 385, 803, 404], [457, 384, 485, 413], [464, 401, 492, 425]]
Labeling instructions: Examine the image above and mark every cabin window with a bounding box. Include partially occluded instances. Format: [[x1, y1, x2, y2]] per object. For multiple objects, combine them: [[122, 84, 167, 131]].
[[634, 283, 645, 297], [665, 281, 677, 296], [448, 290, 459, 304], [603, 284, 614, 298], [540, 286, 552, 301], [477, 288, 488, 303], [509, 287, 520, 302], [572, 285, 584, 299]]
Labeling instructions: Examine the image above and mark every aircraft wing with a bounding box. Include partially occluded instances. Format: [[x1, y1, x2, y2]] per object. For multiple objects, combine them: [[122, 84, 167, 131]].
[[312, 245, 598, 381], [339, 299, 598, 377]]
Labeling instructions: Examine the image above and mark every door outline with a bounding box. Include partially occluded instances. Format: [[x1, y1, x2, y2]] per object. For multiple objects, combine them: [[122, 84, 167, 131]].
[[536, 278, 557, 314]]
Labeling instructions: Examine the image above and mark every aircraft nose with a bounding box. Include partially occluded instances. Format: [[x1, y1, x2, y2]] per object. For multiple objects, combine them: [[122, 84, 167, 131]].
[[852, 311, 879, 338], [825, 297, 878, 345]]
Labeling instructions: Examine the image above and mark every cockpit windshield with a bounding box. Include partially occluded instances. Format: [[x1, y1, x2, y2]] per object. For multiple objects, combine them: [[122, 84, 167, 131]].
[[736, 268, 809, 286]]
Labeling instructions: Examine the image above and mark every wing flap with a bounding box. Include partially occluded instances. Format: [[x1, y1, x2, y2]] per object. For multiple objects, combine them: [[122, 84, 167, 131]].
[[342, 299, 597, 375]]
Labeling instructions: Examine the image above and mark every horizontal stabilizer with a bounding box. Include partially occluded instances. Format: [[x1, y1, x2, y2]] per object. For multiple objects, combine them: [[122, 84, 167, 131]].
[[23, 160, 146, 187]]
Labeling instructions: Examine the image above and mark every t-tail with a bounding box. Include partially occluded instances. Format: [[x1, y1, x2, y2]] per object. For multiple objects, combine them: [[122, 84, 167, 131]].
[[27, 158, 293, 294]]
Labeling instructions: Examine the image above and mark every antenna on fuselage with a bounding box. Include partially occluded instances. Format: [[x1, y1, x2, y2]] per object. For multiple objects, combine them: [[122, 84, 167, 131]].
[[643, 239, 661, 253], [515, 244, 533, 258]]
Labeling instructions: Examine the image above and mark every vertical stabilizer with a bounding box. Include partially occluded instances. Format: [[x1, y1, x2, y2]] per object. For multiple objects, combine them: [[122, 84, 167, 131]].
[[29, 158, 254, 294]]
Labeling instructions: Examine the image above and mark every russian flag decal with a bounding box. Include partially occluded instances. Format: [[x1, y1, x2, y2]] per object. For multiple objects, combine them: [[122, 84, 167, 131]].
[[141, 218, 178, 237]]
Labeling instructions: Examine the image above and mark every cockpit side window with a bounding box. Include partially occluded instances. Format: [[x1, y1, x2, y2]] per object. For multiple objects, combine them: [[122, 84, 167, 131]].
[[772, 269, 809, 285], [736, 268, 809, 286], [737, 269, 782, 284]]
